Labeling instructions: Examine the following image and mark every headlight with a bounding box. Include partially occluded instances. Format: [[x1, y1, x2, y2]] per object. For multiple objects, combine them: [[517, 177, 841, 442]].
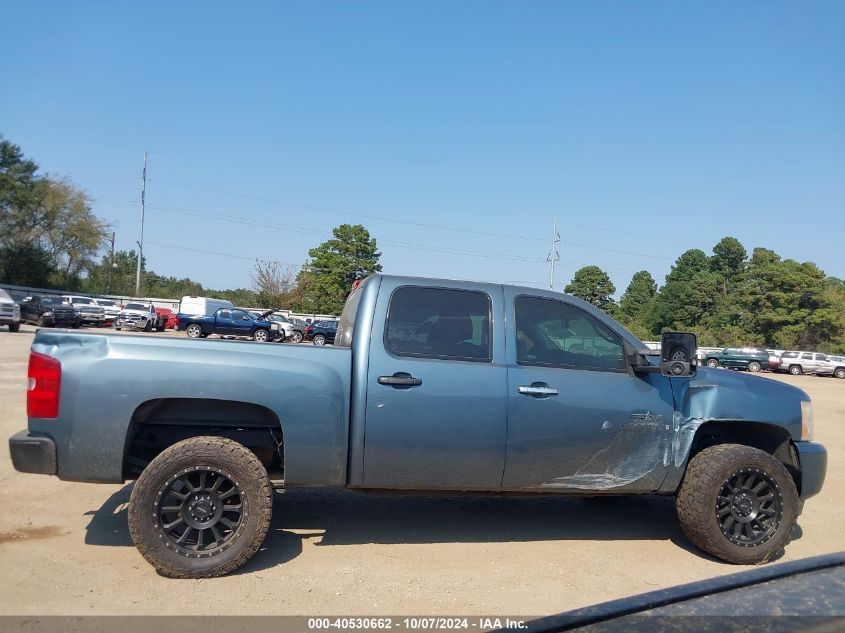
[[801, 401, 814, 441], [43, 311, 53, 317], [271, 323, 280, 330]]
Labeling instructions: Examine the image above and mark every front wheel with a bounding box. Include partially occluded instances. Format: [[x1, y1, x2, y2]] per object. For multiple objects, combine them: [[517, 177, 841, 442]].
[[186, 324, 202, 338], [789, 365, 802, 375], [313, 334, 326, 346], [128, 436, 273, 578], [706, 358, 719, 368], [676, 444, 798, 565], [8, 323, 19, 333], [253, 329, 269, 343], [748, 361, 762, 372]]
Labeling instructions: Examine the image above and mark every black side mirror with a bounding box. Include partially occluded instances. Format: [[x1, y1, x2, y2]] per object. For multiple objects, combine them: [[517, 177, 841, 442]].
[[661, 332, 697, 377]]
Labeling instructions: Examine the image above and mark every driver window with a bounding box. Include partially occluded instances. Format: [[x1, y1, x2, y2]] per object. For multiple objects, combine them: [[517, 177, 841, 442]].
[[515, 296, 624, 371], [218, 309, 231, 320]]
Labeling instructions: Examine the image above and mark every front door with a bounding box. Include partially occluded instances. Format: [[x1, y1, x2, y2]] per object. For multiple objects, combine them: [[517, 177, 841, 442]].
[[503, 291, 675, 493], [363, 282, 507, 489]]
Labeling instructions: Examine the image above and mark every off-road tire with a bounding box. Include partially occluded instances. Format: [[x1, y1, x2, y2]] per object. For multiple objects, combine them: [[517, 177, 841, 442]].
[[128, 436, 273, 578], [789, 365, 802, 376], [706, 358, 719, 368], [748, 361, 762, 372], [676, 444, 798, 565]]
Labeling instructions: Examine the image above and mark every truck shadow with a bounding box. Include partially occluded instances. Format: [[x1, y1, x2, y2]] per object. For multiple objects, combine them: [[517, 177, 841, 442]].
[[84, 486, 801, 573]]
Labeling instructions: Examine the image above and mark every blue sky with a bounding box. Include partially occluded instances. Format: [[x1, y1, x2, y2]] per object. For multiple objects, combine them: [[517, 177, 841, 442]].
[[3, 1, 843, 294]]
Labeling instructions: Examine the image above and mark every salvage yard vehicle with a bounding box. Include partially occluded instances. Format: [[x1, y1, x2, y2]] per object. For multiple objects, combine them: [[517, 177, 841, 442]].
[[18, 295, 82, 328], [704, 347, 769, 372], [61, 295, 106, 326], [9, 275, 827, 578], [817, 355, 845, 380], [779, 351, 832, 376], [115, 302, 166, 332], [305, 319, 338, 345], [179, 307, 281, 342], [0, 288, 21, 332], [92, 298, 122, 325]]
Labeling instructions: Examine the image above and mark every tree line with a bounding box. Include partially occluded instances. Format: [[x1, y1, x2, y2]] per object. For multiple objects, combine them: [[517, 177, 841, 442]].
[[565, 236, 845, 353]]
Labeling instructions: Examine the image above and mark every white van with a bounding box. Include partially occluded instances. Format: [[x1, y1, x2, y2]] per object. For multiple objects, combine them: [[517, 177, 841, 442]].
[[179, 296, 234, 317]]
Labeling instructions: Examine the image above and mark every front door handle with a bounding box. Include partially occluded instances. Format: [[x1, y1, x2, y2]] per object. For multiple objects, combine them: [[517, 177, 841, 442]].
[[517, 382, 559, 397], [378, 372, 423, 387]]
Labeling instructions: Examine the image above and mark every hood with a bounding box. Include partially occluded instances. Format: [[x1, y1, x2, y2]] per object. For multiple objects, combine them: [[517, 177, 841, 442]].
[[671, 367, 808, 442]]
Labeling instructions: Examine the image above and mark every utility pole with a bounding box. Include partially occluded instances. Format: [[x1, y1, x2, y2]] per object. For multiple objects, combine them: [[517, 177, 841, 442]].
[[546, 219, 560, 289], [107, 232, 115, 294], [134, 151, 147, 297]]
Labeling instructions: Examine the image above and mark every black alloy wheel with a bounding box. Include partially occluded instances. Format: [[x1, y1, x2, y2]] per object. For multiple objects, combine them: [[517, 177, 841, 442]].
[[716, 467, 783, 548]]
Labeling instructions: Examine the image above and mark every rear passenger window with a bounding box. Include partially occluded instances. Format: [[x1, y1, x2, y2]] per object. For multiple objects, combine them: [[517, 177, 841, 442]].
[[515, 296, 624, 371], [801, 353, 813, 360], [385, 287, 491, 361]]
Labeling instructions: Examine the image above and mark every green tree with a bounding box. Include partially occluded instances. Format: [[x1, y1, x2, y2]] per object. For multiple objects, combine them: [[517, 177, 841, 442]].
[[652, 249, 721, 341], [305, 224, 382, 314], [0, 138, 108, 288], [564, 265, 616, 312], [617, 270, 657, 338], [84, 250, 144, 296]]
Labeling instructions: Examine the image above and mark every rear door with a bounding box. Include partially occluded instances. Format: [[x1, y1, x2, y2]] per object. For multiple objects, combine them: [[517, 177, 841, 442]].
[[363, 280, 507, 489], [503, 290, 674, 492]]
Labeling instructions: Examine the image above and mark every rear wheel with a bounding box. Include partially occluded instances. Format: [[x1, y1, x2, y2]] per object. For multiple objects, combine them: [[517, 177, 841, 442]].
[[253, 329, 269, 343], [128, 436, 272, 578], [748, 361, 762, 372], [186, 324, 202, 338], [789, 365, 802, 375], [313, 334, 326, 346], [834, 368, 845, 379], [676, 444, 798, 564], [706, 358, 719, 368]]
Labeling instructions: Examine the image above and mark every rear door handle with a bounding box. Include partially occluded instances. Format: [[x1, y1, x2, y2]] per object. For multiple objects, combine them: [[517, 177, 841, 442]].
[[517, 383, 559, 397], [378, 372, 423, 387]]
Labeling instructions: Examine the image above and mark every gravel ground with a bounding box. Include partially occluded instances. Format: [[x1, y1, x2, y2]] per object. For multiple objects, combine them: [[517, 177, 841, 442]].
[[0, 324, 842, 616]]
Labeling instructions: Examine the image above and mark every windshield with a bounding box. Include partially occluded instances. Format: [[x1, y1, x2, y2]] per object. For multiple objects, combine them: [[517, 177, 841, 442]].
[[71, 297, 94, 304], [97, 299, 117, 307], [124, 303, 149, 311], [42, 296, 64, 306], [0, 289, 12, 302]]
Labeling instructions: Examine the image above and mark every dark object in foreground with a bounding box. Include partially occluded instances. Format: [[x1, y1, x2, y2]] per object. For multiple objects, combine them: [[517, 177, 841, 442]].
[[519, 552, 845, 632]]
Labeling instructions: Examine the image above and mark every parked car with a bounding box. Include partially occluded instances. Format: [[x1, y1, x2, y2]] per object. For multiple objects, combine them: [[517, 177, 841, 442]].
[[258, 311, 295, 342], [179, 295, 234, 317], [305, 320, 338, 345], [18, 295, 82, 328], [766, 352, 781, 371], [778, 351, 832, 376], [179, 307, 281, 342], [817, 354, 845, 380], [155, 307, 178, 330], [61, 296, 106, 326], [92, 298, 122, 325], [115, 302, 166, 332], [0, 288, 21, 332], [703, 347, 769, 372], [10, 275, 827, 578]]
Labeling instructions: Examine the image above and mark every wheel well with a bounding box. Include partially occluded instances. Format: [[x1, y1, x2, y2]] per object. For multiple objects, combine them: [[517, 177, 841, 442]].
[[687, 421, 800, 492], [123, 398, 284, 481]]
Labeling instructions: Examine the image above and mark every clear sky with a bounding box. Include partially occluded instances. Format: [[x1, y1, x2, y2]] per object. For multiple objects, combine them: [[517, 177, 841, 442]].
[[3, 1, 843, 294]]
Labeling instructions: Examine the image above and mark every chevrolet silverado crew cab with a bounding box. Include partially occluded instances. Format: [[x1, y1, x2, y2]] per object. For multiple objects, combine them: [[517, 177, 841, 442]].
[[9, 275, 827, 578]]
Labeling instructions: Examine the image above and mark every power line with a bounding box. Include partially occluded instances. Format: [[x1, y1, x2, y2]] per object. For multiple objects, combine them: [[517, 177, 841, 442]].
[[145, 178, 671, 260], [141, 201, 640, 273]]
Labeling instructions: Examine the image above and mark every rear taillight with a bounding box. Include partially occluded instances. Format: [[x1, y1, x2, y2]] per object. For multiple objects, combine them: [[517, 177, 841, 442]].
[[27, 352, 61, 419], [306, 326, 313, 333]]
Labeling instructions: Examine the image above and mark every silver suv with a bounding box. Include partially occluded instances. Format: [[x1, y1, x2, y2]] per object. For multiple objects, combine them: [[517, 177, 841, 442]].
[[822, 355, 845, 379], [779, 351, 835, 376]]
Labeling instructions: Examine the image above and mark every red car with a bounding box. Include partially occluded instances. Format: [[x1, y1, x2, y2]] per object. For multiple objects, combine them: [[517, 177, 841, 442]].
[[154, 307, 179, 330]]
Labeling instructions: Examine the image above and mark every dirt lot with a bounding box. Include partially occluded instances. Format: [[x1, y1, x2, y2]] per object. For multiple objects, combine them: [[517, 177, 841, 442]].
[[0, 324, 842, 616]]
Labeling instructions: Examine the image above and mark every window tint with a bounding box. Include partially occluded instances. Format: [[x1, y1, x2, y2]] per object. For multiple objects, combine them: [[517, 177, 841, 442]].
[[815, 354, 829, 361], [385, 287, 491, 361], [232, 310, 249, 320], [801, 353, 813, 360], [782, 352, 798, 358], [218, 309, 231, 319], [515, 296, 624, 371]]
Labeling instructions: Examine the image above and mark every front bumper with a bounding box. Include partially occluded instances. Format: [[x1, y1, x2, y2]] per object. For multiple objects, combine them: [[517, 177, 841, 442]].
[[795, 441, 827, 500], [9, 430, 56, 475]]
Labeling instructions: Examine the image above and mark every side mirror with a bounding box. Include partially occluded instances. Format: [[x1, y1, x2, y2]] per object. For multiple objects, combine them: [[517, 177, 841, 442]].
[[661, 332, 697, 377]]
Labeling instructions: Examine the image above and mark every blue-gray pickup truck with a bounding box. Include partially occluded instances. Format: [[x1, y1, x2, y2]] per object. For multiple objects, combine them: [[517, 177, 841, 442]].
[[9, 275, 827, 578]]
